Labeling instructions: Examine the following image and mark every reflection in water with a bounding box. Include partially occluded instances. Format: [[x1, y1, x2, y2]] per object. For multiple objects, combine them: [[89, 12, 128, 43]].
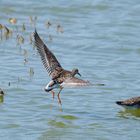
[[59, 115, 78, 120], [39, 115, 79, 140], [0, 96, 4, 103], [39, 129, 67, 140], [118, 109, 140, 118], [48, 120, 68, 128]]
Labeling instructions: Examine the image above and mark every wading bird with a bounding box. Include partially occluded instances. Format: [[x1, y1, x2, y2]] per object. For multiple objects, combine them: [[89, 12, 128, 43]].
[[116, 96, 140, 109], [33, 30, 92, 104]]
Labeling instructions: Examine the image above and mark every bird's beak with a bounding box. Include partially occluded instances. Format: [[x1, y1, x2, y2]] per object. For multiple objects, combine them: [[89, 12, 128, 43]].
[[77, 72, 81, 77]]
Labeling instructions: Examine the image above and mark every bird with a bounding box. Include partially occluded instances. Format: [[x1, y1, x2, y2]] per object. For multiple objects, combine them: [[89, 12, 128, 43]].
[[0, 88, 4, 96], [116, 96, 140, 109], [33, 30, 91, 104], [0, 88, 4, 103]]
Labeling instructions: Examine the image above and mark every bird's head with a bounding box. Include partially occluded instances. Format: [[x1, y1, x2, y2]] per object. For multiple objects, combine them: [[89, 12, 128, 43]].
[[72, 68, 81, 77], [0, 89, 4, 96]]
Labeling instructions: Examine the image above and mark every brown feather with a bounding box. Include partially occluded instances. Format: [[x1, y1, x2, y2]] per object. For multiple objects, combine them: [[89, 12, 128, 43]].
[[33, 30, 63, 80]]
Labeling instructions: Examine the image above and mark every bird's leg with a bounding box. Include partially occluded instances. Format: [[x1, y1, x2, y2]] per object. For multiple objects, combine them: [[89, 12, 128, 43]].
[[51, 90, 55, 99], [57, 86, 63, 105]]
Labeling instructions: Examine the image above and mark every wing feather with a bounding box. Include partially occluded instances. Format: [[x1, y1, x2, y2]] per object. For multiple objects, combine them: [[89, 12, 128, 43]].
[[33, 30, 63, 79], [63, 77, 91, 87]]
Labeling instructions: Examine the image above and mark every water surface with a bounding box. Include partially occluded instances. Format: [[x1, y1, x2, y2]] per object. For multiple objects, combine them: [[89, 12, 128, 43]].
[[0, 0, 140, 140]]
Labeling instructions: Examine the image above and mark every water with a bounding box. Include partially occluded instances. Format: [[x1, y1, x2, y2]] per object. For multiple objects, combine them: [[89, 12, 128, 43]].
[[0, 0, 140, 139]]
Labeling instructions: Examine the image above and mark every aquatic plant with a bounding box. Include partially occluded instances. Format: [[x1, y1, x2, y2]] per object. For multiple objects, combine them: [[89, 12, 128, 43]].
[[9, 18, 17, 24], [57, 24, 64, 33], [0, 88, 4, 103], [29, 16, 37, 27], [0, 16, 64, 85], [3, 26, 12, 39], [8, 18, 18, 33], [29, 67, 34, 77], [46, 20, 52, 29], [16, 34, 24, 45], [22, 23, 26, 31], [0, 24, 3, 40]]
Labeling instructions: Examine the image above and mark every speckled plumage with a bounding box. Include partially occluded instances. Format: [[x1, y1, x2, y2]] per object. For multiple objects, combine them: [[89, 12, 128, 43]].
[[33, 30, 90, 104], [116, 96, 140, 108]]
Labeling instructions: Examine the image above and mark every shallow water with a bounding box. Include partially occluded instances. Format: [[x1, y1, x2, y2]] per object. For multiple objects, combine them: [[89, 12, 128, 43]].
[[0, 0, 140, 139]]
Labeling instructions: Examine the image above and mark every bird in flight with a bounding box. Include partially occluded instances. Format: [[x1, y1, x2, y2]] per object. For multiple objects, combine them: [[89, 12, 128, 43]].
[[33, 30, 91, 104]]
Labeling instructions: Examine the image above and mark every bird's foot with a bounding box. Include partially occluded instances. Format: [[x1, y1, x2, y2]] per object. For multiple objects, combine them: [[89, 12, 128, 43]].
[[57, 86, 63, 105], [57, 93, 62, 105], [51, 90, 55, 100]]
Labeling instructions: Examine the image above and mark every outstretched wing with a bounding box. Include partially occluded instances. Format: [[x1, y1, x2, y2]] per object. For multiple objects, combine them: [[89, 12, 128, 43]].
[[63, 77, 91, 87], [33, 30, 63, 79]]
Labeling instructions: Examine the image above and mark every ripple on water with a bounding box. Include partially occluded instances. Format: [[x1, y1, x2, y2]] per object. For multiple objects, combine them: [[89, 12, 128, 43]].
[[4, 123, 20, 129]]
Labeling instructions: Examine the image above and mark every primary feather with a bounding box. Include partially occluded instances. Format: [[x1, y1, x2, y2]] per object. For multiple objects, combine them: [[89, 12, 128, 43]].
[[33, 30, 63, 80]]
